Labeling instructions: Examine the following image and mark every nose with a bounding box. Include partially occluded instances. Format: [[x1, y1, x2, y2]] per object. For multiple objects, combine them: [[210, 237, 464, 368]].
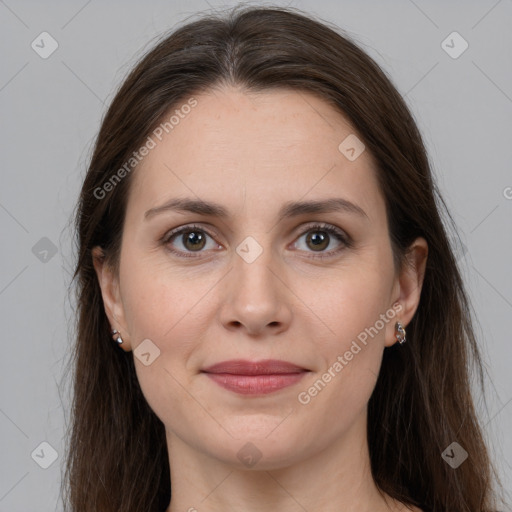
[[218, 245, 293, 337]]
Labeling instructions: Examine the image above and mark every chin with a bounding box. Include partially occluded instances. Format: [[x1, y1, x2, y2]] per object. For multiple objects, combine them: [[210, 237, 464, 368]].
[[206, 423, 308, 470]]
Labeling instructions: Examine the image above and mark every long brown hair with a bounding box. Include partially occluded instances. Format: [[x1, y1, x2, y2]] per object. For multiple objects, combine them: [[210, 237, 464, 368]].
[[60, 5, 507, 511]]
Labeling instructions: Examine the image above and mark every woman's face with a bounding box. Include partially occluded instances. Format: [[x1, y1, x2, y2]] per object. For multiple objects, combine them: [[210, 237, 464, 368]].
[[95, 86, 426, 469]]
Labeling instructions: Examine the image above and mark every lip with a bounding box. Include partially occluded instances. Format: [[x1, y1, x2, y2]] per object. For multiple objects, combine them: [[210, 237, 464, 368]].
[[201, 359, 310, 395], [201, 359, 308, 375]]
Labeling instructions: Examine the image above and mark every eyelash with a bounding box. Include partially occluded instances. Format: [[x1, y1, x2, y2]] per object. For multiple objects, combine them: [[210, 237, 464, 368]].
[[161, 222, 352, 260]]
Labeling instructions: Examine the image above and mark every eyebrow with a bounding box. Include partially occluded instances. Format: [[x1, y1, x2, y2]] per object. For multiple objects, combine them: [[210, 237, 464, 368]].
[[144, 197, 368, 222]]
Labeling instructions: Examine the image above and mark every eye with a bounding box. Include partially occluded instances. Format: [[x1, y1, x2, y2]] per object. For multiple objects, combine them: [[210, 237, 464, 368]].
[[292, 223, 351, 259], [162, 224, 220, 258], [162, 222, 351, 259]]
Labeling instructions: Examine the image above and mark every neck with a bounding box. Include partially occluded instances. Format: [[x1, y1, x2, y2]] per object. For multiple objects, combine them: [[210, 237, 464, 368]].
[[164, 411, 404, 512]]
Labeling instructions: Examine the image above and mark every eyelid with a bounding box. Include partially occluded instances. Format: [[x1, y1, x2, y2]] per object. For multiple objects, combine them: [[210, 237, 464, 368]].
[[162, 223, 219, 244], [290, 222, 352, 258], [161, 223, 223, 256], [292, 221, 350, 241]]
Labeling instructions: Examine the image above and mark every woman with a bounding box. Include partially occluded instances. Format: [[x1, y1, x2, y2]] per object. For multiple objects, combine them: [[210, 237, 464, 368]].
[[61, 5, 506, 512]]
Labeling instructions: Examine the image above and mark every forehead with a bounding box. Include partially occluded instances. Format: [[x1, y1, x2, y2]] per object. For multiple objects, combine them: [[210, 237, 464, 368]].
[[126, 86, 385, 224]]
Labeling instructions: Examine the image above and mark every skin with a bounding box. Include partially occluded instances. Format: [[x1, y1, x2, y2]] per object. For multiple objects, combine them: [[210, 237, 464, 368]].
[[93, 86, 428, 512]]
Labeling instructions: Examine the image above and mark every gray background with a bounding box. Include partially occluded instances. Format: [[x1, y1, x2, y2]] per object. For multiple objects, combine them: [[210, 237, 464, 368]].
[[1, 0, 511, 510]]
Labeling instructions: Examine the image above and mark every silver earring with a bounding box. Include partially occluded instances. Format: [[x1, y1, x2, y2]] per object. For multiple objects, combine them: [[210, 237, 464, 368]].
[[395, 321, 406, 345], [111, 329, 123, 345]]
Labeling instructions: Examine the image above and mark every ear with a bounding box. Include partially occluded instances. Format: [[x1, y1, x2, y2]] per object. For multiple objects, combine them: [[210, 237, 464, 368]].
[[385, 237, 428, 347], [92, 246, 131, 350]]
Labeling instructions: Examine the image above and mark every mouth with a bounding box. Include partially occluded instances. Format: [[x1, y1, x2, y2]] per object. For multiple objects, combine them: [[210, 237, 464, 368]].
[[200, 359, 310, 395]]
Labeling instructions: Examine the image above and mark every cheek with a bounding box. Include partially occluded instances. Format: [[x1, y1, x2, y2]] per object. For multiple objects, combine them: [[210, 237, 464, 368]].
[[119, 257, 211, 424], [299, 260, 393, 348], [119, 249, 209, 342], [294, 252, 394, 406], [294, 278, 390, 441]]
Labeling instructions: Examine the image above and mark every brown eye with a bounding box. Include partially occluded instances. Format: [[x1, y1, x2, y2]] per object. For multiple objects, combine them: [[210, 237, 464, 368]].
[[181, 230, 207, 251], [293, 223, 351, 259], [305, 231, 330, 251], [163, 224, 220, 257]]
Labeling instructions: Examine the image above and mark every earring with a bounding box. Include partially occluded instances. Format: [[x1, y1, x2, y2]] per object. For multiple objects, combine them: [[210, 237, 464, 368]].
[[395, 321, 406, 345], [111, 329, 123, 345]]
